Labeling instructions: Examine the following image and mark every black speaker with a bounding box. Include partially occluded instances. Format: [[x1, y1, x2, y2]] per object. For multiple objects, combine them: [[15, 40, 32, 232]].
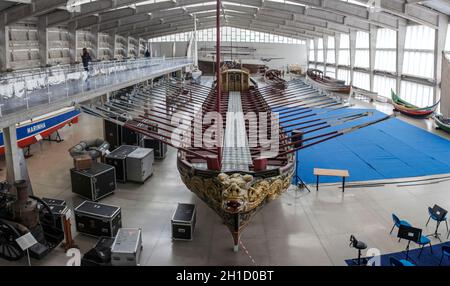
[[104, 119, 122, 151], [291, 130, 303, 148]]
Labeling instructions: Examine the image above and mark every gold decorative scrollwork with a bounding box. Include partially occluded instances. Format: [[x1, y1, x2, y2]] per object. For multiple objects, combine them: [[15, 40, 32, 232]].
[[178, 159, 294, 215]]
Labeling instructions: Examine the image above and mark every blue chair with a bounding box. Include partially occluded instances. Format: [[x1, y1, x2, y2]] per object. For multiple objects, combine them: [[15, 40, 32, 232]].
[[415, 235, 432, 258], [426, 207, 448, 240], [390, 214, 412, 241], [439, 246, 450, 266], [390, 257, 415, 266]]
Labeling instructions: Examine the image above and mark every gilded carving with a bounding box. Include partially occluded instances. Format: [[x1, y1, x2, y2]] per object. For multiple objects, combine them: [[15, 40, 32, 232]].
[[178, 160, 294, 215]]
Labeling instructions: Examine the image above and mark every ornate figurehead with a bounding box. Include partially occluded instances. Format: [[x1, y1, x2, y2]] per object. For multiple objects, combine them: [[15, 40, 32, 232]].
[[218, 173, 253, 213], [177, 158, 294, 215]]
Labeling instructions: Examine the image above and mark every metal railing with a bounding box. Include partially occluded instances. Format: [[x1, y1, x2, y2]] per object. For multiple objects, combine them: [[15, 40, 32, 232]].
[[0, 57, 193, 118]]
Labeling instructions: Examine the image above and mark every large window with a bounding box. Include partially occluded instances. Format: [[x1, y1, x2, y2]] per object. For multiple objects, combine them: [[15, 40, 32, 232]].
[[338, 33, 350, 66], [353, 71, 370, 89], [337, 68, 350, 84], [375, 28, 396, 72], [309, 40, 315, 62], [149, 26, 306, 45], [403, 52, 434, 78], [400, 80, 434, 107], [402, 25, 435, 79], [326, 66, 336, 78], [373, 75, 396, 98], [317, 38, 324, 63], [354, 31, 369, 68], [317, 64, 324, 72], [327, 36, 335, 64]]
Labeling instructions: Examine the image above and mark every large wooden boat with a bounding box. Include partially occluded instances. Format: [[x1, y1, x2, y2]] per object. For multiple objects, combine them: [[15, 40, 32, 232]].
[[177, 68, 294, 251], [306, 68, 351, 94], [80, 72, 394, 251], [391, 90, 439, 118]]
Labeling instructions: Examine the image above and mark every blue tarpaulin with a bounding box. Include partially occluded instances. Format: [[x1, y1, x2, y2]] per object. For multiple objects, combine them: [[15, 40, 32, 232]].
[[277, 108, 450, 184]]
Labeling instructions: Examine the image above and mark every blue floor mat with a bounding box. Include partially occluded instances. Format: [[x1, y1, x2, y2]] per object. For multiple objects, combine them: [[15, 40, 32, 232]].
[[345, 241, 450, 266], [279, 108, 450, 184]]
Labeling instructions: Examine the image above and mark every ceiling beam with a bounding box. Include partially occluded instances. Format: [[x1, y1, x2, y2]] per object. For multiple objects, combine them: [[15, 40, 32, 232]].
[[3, 0, 68, 25]]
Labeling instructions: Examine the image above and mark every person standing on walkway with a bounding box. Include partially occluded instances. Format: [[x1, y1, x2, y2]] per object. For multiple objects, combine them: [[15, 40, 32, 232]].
[[81, 48, 92, 82], [81, 48, 92, 71]]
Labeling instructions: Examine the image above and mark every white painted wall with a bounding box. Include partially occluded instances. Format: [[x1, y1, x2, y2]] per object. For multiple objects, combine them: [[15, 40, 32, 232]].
[[151, 41, 307, 70]]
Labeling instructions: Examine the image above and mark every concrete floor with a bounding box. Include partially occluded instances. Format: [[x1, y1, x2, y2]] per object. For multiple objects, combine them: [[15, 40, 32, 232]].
[[1, 80, 450, 266]]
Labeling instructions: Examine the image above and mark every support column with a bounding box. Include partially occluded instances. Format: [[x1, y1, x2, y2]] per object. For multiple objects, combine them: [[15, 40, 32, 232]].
[[3, 126, 22, 183], [306, 39, 311, 67], [349, 30, 357, 85], [126, 36, 131, 58], [172, 42, 176, 58], [434, 14, 449, 103], [335, 34, 340, 77], [139, 38, 145, 57], [194, 13, 198, 67], [369, 25, 378, 92], [108, 33, 117, 60], [0, 13, 10, 72], [90, 25, 100, 61], [68, 22, 78, 64], [323, 36, 328, 75], [38, 17, 49, 67], [396, 22, 407, 94], [132, 37, 139, 58], [313, 38, 318, 69]]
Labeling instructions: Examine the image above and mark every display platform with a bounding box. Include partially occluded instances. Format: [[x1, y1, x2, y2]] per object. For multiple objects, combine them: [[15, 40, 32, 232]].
[[278, 108, 450, 184], [345, 241, 450, 266]]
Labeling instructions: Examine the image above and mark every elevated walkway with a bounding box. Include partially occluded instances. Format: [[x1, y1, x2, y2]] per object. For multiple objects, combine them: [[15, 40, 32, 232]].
[[0, 57, 192, 129]]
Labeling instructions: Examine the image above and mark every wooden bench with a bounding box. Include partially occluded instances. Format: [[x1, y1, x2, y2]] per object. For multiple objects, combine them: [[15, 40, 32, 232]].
[[313, 168, 350, 192]]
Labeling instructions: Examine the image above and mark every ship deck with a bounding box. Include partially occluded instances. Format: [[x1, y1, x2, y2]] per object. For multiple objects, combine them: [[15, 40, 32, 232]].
[[222, 91, 253, 172]]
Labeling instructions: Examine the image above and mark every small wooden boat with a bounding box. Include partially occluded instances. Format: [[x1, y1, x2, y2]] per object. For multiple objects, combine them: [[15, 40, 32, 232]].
[[264, 69, 287, 87], [435, 114, 450, 133], [391, 90, 439, 118], [306, 69, 351, 94]]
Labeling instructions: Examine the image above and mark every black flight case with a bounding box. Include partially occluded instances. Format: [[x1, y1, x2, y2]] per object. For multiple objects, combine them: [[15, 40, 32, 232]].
[[70, 162, 116, 201], [171, 203, 196, 241], [105, 145, 138, 183], [74, 200, 122, 237]]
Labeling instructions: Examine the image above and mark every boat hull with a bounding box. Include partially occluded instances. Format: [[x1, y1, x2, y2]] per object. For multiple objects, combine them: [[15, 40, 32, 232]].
[[0, 107, 80, 155], [391, 90, 437, 118], [305, 73, 351, 94], [392, 102, 435, 118], [177, 155, 294, 249], [435, 115, 450, 133]]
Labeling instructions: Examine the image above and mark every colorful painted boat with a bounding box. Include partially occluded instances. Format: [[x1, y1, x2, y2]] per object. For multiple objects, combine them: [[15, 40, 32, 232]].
[[435, 114, 450, 133], [391, 90, 438, 118], [306, 69, 351, 94], [0, 107, 80, 154]]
